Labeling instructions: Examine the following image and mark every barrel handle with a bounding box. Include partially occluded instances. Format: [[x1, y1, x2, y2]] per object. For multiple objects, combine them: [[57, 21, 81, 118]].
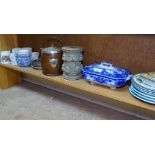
[[41, 36, 63, 48]]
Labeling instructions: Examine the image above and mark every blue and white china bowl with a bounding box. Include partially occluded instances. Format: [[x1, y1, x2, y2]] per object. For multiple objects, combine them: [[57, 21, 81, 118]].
[[16, 56, 31, 67], [16, 50, 32, 58], [82, 62, 132, 89], [14, 48, 32, 67], [12, 47, 32, 56]]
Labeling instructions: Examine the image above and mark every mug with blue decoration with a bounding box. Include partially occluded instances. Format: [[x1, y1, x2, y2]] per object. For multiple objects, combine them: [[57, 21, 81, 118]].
[[16, 47, 32, 67]]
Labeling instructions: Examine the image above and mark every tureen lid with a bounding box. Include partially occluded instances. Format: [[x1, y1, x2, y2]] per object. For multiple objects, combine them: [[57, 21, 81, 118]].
[[82, 62, 131, 79], [62, 46, 83, 52], [42, 47, 62, 54]]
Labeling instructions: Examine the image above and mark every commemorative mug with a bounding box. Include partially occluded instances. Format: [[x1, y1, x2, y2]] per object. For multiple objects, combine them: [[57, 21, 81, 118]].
[[0, 51, 11, 64]]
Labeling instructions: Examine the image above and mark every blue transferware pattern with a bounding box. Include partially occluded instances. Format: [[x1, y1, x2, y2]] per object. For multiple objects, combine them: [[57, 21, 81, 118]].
[[82, 62, 131, 79], [16, 53, 31, 58], [82, 62, 132, 89], [82, 72, 128, 89], [132, 79, 155, 96], [16, 56, 31, 67], [129, 73, 155, 104], [131, 85, 155, 99], [16, 52, 32, 67], [129, 85, 155, 104], [141, 72, 155, 82]]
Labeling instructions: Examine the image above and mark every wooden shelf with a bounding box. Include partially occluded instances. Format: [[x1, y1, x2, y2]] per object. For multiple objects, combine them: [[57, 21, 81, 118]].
[[1, 64, 155, 118]]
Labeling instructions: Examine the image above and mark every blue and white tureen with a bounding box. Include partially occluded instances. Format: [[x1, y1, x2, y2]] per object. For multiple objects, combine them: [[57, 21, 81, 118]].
[[82, 62, 132, 89]]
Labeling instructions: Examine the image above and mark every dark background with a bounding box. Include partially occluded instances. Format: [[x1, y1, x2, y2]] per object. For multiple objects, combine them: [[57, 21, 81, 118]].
[[17, 34, 155, 73]]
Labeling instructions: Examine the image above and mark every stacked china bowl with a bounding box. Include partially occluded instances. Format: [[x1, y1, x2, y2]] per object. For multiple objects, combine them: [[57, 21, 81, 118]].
[[129, 72, 155, 104]]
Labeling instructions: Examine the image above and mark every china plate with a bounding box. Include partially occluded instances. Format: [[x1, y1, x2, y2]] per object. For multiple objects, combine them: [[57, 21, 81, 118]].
[[141, 72, 155, 82], [132, 73, 155, 91], [132, 81, 155, 95], [129, 86, 155, 104], [131, 85, 155, 99], [130, 85, 155, 102]]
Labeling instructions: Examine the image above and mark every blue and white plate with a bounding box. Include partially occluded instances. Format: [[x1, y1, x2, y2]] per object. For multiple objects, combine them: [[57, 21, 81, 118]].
[[141, 72, 155, 82], [132, 73, 155, 91], [130, 85, 155, 102], [129, 85, 155, 104], [131, 85, 155, 99], [132, 80, 155, 95]]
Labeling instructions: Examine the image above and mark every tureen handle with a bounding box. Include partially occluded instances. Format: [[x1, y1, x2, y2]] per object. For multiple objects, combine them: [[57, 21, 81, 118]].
[[126, 74, 132, 81], [101, 62, 113, 67]]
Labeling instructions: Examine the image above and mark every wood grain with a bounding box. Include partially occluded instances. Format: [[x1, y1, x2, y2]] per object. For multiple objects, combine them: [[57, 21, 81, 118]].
[[17, 34, 155, 73], [1, 63, 155, 117], [0, 34, 18, 51], [0, 66, 21, 89], [0, 34, 21, 89]]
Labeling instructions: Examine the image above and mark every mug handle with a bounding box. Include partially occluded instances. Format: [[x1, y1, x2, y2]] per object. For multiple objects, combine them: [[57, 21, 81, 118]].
[[101, 61, 113, 67], [10, 53, 17, 65], [10, 53, 14, 61]]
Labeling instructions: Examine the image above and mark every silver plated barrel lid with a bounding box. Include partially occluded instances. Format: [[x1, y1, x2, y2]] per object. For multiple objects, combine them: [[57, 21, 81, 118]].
[[42, 47, 62, 54], [62, 46, 83, 52]]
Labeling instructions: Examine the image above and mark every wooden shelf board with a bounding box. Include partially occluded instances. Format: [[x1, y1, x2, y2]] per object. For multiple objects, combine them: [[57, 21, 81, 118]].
[[1, 64, 155, 114]]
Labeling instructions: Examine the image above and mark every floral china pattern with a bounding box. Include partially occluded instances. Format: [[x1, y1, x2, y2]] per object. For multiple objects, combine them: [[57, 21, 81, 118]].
[[82, 62, 132, 89]]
